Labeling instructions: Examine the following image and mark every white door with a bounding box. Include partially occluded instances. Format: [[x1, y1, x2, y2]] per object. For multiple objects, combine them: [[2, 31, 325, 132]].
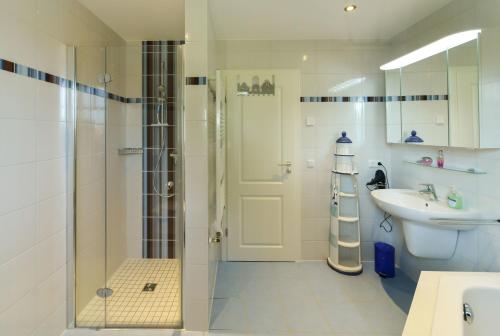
[[225, 70, 301, 261]]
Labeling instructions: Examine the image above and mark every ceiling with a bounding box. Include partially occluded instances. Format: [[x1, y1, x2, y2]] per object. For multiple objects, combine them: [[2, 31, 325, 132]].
[[78, 0, 184, 41], [209, 0, 454, 40]]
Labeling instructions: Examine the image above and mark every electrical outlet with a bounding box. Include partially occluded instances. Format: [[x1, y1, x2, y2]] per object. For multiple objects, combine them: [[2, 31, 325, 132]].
[[368, 160, 379, 168]]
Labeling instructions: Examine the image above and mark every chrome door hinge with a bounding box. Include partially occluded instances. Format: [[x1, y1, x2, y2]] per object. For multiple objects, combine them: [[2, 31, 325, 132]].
[[97, 73, 112, 84]]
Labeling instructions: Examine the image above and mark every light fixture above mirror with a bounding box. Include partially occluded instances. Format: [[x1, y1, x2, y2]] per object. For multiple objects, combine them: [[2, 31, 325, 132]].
[[380, 30, 481, 70]]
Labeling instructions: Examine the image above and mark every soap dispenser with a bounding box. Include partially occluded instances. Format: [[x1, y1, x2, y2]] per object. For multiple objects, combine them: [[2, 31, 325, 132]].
[[447, 186, 463, 209]]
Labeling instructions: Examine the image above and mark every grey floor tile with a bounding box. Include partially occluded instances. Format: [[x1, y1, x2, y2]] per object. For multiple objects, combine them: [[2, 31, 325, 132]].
[[210, 297, 248, 331], [211, 261, 416, 336]]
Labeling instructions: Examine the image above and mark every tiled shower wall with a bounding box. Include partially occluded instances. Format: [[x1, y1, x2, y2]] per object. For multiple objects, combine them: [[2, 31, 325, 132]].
[[216, 40, 397, 260], [141, 41, 182, 259], [0, 1, 125, 335]]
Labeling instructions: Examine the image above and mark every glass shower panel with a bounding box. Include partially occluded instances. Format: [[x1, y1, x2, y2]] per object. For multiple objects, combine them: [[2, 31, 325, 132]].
[[74, 42, 183, 329], [74, 45, 107, 328]]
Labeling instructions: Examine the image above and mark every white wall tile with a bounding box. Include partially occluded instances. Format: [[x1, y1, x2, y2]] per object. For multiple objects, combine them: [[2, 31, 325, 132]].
[[185, 227, 209, 265], [0, 288, 38, 336], [0, 119, 36, 166], [0, 205, 37, 265], [0, 247, 37, 312], [35, 230, 66, 284], [36, 82, 66, 122], [37, 193, 66, 242], [185, 121, 208, 155], [37, 158, 66, 201], [36, 121, 66, 160], [0, 71, 36, 120], [0, 163, 37, 215]]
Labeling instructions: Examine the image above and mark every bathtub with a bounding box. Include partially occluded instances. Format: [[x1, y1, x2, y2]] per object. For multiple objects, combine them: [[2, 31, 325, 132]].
[[432, 274, 500, 336]]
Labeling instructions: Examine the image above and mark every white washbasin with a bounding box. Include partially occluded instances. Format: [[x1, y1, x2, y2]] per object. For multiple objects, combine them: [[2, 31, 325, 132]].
[[432, 273, 500, 336], [370, 189, 481, 259], [370, 189, 481, 230]]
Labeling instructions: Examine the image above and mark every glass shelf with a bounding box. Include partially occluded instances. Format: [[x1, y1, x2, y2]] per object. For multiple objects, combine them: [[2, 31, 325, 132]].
[[404, 160, 486, 174]]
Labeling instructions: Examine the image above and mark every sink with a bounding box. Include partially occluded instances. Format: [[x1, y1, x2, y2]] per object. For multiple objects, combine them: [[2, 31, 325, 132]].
[[371, 189, 481, 259], [371, 189, 480, 229]]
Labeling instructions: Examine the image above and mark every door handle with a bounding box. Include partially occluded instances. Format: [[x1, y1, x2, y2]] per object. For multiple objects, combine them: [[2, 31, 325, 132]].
[[278, 161, 292, 173], [209, 231, 222, 244]]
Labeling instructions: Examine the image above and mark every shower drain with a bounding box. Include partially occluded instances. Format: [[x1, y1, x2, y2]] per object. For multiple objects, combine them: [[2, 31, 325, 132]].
[[143, 283, 157, 292], [96, 287, 113, 298]]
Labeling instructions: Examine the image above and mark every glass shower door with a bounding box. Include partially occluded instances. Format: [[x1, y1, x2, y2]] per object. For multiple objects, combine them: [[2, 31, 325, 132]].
[[74, 45, 107, 328], [74, 42, 184, 329]]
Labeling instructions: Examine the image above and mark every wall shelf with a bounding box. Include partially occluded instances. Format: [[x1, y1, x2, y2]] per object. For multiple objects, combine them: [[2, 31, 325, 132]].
[[404, 160, 486, 175]]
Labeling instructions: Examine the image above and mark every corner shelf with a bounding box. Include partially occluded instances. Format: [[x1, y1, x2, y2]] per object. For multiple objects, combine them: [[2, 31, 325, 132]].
[[404, 160, 486, 174], [338, 240, 360, 248], [329, 151, 362, 276]]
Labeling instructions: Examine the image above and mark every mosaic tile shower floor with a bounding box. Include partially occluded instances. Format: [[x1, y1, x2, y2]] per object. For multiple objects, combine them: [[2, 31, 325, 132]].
[[76, 258, 181, 328]]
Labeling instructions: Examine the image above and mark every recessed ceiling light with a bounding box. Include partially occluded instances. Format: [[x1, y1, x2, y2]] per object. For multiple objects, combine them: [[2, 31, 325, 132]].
[[344, 4, 357, 12]]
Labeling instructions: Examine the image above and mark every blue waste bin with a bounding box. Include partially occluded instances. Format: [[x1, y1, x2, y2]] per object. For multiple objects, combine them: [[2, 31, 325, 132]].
[[374, 242, 395, 278]]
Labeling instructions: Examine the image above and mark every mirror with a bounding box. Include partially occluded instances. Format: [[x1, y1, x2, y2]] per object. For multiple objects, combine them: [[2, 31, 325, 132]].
[[401, 52, 449, 146], [448, 39, 479, 148], [384, 32, 481, 148], [385, 70, 402, 143]]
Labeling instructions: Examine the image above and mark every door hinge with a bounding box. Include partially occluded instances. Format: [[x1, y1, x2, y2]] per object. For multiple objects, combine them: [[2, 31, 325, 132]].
[[225, 227, 228, 237]]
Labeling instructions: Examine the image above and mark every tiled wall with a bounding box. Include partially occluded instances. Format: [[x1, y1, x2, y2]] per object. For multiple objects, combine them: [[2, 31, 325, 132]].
[[216, 40, 397, 261], [387, 0, 500, 281], [183, 0, 212, 331], [0, 0, 125, 335], [141, 41, 183, 259]]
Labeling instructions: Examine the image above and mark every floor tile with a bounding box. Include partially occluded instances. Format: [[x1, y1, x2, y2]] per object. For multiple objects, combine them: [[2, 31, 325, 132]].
[[211, 261, 416, 336], [76, 258, 181, 328]]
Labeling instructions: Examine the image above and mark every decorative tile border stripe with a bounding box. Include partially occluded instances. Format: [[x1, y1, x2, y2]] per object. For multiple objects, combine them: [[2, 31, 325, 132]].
[[1, 58, 73, 88], [1, 57, 148, 104], [301, 95, 449, 103], [142, 40, 184, 53], [301, 96, 385, 103], [126, 97, 144, 104], [185, 76, 207, 85]]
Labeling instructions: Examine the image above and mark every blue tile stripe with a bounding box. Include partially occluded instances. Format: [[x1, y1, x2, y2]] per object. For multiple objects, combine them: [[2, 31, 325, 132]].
[[185, 76, 207, 85], [2, 57, 448, 105], [301, 95, 448, 103], [1, 57, 144, 104]]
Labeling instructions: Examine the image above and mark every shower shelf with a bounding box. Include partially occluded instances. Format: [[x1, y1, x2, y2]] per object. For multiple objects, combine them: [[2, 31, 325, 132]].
[[118, 147, 143, 156]]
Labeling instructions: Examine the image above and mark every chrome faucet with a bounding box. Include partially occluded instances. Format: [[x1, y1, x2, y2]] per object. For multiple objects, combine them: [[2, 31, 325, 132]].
[[419, 183, 438, 201]]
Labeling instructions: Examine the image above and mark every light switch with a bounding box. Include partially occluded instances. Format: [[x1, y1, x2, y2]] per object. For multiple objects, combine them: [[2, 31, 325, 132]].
[[306, 116, 315, 126], [435, 115, 445, 125], [306, 159, 315, 168]]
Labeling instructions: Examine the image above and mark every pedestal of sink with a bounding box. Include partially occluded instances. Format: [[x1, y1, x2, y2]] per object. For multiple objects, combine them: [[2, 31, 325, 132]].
[[402, 220, 458, 259]]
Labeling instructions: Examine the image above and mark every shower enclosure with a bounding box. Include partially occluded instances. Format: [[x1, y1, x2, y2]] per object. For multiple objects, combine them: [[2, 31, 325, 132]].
[[71, 42, 184, 328]]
